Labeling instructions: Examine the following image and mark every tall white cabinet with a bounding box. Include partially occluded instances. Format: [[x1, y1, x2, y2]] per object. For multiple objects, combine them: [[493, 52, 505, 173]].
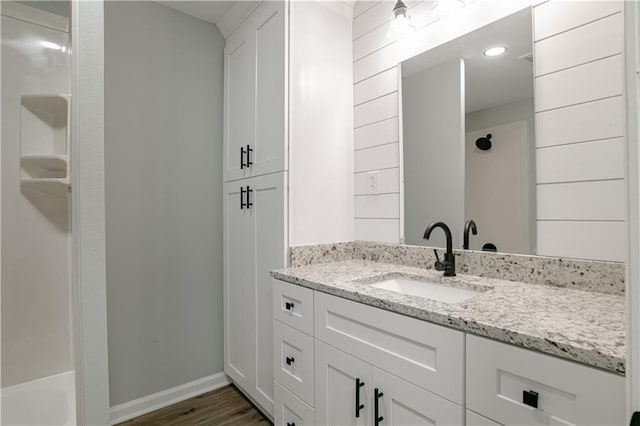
[[222, 0, 353, 418]]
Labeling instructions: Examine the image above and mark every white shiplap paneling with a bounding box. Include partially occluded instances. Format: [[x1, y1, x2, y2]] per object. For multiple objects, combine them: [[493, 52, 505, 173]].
[[534, 54, 623, 112], [354, 0, 394, 39], [533, 0, 622, 41], [536, 138, 624, 184], [355, 142, 399, 172], [355, 117, 399, 150], [354, 91, 398, 127], [537, 180, 625, 221], [534, 12, 623, 76], [354, 0, 381, 19], [355, 218, 400, 242], [536, 221, 625, 262], [354, 67, 398, 105], [354, 168, 400, 195], [355, 193, 400, 218], [535, 96, 624, 148]]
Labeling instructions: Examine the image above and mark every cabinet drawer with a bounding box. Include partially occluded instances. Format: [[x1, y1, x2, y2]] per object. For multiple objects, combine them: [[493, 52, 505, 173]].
[[273, 320, 314, 406], [314, 292, 464, 404], [466, 335, 625, 426], [274, 382, 315, 426], [273, 279, 314, 335], [466, 410, 501, 426]]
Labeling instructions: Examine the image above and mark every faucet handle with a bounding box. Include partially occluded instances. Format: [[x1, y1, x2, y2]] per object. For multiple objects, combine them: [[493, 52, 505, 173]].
[[433, 250, 445, 271]]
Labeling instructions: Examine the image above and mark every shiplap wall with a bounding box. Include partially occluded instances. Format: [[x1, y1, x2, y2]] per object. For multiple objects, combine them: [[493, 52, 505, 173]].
[[533, 1, 624, 261], [353, 0, 626, 261]]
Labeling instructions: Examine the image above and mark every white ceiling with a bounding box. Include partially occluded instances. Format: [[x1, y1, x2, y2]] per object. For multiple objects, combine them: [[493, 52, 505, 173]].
[[157, 1, 237, 25], [402, 8, 533, 113]]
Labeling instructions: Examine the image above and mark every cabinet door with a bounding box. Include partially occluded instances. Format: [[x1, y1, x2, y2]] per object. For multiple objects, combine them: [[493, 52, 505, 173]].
[[252, 171, 287, 415], [315, 341, 371, 426], [223, 182, 255, 390], [372, 367, 464, 426], [223, 1, 286, 182], [224, 172, 286, 417], [223, 22, 254, 181]]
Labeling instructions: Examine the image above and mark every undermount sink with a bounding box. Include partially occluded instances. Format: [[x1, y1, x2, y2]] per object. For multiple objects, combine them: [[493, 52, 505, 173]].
[[370, 278, 481, 303]]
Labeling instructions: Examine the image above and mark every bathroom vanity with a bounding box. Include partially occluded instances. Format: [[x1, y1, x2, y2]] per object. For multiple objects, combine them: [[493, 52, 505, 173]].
[[270, 243, 625, 426]]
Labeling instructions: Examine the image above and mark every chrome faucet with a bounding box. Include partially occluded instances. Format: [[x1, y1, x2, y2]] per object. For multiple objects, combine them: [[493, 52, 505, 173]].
[[463, 219, 477, 250], [423, 221, 456, 277]]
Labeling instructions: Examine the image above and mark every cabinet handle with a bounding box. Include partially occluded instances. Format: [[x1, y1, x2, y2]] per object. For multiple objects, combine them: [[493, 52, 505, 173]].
[[355, 378, 365, 418], [374, 388, 384, 426], [286, 423, 295, 426], [246, 144, 253, 167], [286, 356, 295, 366], [240, 186, 246, 210], [246, 186, 253, 208], [285, 302, 294, 311], [240, 146, 246, 170], [523, 390, 539, 408]]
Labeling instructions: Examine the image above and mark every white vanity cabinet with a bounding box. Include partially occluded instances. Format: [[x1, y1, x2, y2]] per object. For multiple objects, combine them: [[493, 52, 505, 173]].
[[273, 280, 465, 426], [273, 279, 626, 426]]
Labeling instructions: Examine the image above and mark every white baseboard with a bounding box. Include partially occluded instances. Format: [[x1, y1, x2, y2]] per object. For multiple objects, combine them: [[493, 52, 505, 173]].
[[109, 371, 229, 425]]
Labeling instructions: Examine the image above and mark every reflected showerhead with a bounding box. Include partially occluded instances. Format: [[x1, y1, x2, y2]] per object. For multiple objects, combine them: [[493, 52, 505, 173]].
[[475, 133, 492, 151]]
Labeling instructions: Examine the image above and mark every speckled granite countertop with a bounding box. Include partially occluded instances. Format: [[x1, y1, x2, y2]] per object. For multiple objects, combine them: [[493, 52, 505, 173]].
[[271, 260, 625, 375]]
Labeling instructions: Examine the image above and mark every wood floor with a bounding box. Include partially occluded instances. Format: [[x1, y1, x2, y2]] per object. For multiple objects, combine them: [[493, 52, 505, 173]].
[[117, 384, 271, 426]]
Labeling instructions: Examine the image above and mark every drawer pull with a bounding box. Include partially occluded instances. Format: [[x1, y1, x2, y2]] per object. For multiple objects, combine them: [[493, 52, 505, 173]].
[[286, 356, 295, 366], [523, 390, 539, 408], [355, 378, 365, 418], [374, 388, 384, 425], [246, 145, 253, 167], [285, 302, 294, 311], [286, 423, 295, 426]]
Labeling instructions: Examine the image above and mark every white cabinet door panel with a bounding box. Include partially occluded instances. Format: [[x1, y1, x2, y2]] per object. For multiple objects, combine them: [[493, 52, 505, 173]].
[[223, 1, 286, 182], [372, 368, 464, 426], [315, 340, 372, 426]]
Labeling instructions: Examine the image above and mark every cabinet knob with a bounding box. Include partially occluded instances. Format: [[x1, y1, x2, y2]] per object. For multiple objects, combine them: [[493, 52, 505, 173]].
[[285, 302, 294, 311], [523, 390, 539, 408], [286, 356, 295, 366]]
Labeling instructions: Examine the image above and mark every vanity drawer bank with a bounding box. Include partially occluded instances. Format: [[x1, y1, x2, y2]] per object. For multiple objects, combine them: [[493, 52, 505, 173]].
[[271, 260, 625, 426]]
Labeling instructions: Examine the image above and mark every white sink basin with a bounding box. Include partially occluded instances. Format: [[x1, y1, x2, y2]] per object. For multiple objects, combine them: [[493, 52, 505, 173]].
[[371, 278, 481, 303]]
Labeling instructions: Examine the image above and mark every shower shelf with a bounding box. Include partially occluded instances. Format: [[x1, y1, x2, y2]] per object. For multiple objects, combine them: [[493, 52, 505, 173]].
[[19, 94, 71, 197]]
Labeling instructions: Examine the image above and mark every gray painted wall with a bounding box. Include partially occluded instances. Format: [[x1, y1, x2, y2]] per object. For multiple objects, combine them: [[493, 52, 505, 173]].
[[105, 1, 224, 406], [402, 59, 465, 248], [17, 1, 70, 17]]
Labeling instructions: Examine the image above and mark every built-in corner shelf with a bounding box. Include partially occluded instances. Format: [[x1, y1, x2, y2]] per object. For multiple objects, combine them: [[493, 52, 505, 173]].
[[19, 94, 71, 197]]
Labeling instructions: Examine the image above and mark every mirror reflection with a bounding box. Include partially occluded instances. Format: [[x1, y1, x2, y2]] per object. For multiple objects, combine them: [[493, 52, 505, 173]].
[[402, 8, 535, 254]]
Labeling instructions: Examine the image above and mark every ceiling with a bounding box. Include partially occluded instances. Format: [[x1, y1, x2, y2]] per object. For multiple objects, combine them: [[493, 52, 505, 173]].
[[402, 8, 533, 113], [157, 1, 236, 25]]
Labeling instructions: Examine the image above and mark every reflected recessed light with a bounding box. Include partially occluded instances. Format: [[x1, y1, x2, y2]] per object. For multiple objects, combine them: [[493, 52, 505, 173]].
[[484, 46, 507, 57]]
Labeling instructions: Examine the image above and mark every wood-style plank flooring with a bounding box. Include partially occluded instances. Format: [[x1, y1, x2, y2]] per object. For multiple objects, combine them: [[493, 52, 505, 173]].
[[117, 384, 271, 426]]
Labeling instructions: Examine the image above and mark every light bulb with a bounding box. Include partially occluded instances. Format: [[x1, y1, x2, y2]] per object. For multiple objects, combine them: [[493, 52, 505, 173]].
[[387, 0, 416, 41]]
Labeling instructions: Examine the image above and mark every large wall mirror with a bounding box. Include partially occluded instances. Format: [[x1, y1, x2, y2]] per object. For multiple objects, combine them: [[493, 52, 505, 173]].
[[402, 8, 537, 254]]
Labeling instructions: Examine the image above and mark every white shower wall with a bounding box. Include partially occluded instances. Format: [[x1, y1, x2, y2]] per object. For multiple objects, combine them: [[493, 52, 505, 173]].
[[1, 2, 72, 388]]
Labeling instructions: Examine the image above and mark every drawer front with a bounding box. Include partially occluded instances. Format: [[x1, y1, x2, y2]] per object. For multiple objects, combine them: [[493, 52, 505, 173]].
[[274, 382, 315, 426], [273, 279, 314, 335], [314, 291, 464, 404], [466, 335, 625, 426], [273, 320, 314, 406], [466, 410, 502, 426]]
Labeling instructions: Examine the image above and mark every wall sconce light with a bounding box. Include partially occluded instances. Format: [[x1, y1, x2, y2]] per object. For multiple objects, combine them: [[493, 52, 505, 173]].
[[387, 0, 416, 40], [431, 0, 465, 18]]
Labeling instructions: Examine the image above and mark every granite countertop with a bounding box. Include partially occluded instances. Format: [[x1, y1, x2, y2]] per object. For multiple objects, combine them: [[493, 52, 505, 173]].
[[271, 260, 625, 375]]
